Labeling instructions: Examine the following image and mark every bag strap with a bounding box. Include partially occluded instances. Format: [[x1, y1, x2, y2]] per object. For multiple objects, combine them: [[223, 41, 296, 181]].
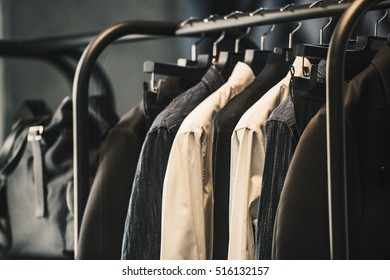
[[0, 125, 28, 180], [27, 126, 45, 218], [0, 115, 51, 189]]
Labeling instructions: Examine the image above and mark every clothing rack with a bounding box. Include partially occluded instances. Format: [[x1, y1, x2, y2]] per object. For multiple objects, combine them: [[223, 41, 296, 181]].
[[0, 37, 86, 86], [0, 33, 164, 57], [0, 32, 147, 110], [72, 0, 390, 259], [0, 33, 173, 100], [326, 0, 388, 260]]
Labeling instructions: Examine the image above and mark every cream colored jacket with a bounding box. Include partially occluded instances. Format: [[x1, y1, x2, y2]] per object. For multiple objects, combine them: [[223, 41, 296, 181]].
[[228, 57, 312, 260], [160, 62, 255, 260]]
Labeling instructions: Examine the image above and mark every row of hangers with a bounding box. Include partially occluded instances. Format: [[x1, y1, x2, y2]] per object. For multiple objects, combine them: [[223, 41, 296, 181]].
[[144, 1, 390, 94]]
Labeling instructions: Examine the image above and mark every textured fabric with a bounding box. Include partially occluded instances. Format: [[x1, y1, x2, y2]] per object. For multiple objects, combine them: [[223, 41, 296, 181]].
[[161, 62, 255, 260], [121, 66, 224, 260], [212, 54, 289, 259], [77, 77, 195, 260], [256, 63, 327, 260], [255, 96, 298, 260], [273, 44, 390, 259], [228, 57, 311, 260], [272, 106, 361, 259], [292, 76, 326, 137]]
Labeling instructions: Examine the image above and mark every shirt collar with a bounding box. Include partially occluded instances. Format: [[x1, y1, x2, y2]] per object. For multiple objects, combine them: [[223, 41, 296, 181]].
[[226, 61, 256, 93], [201, 66, 225, 93]]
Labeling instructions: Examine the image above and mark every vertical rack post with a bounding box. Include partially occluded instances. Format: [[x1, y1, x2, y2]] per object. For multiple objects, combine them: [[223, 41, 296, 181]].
[[72, 21, 178, 258], [326, 0, 384, 259]]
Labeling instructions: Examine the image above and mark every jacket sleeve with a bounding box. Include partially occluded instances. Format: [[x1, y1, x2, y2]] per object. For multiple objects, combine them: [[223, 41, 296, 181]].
[[256, 120, 297, 260], [160, 130, 208, 260], [122, 127, 174, 260], [229, 127, 265, 260]]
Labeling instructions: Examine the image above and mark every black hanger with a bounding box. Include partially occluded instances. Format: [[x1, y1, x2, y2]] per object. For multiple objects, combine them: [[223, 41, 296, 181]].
[[292, 37, 385, 82], [348, 35, 387, 62], [274, 19, 303, 64], [244, 24, 274, 75], [244, 49, 272, 76], [293, 7, 387, 82], [176, 33, 211, 67], [210, 30, 243, 80], [214, 51, 244, 80], [212, 12, 249, 80], [143, 60, 208, 87], [143, 32, 211, 93], [268, 4, 299, 64], [177, 54, 210, 67], [273, 47, 295, 63], [294, 36, 386, 63]]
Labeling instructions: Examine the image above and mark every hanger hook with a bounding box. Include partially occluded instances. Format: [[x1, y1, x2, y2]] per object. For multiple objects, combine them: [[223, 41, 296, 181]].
[[249, 7, 266, 17], [280, 4, 299, 49], [203, 14, 219, 23], [223, 11, 245, 53], [261, 24, 276, 51], [280, 4, 295, 12], [249, 7, 273, 50], [374, 10, 389, 37], [338, 0, 352, 4], [289, 21, 302, 49], [309, 0, 325, 8], [235, 27, 251, 53], [180, 17, 199, 27], [191, 33, 205, 61], [223, 11, 244, 20], [308, 0, 330, 45], [212, 31, 226, 62], [320, 17, 333, 45]]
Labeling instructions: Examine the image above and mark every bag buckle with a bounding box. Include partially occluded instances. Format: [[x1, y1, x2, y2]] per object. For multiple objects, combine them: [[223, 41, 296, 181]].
[[27, 126, 44, 141]]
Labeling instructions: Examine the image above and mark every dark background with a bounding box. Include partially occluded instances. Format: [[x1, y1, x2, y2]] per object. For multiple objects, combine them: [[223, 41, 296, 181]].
[[0, 0, 389, 139]]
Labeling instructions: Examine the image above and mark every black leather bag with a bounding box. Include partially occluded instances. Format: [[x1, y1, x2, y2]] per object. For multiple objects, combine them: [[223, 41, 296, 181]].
[[0, 96, 118, 259]]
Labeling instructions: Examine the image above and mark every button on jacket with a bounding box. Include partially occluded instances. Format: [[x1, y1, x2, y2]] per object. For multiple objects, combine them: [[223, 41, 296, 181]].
[[77, 77, 196, 260], [160, 62, 255, 260], [121, 66, 224, 260], [211, 54, 289, 259], [228, 57, 311, 260]]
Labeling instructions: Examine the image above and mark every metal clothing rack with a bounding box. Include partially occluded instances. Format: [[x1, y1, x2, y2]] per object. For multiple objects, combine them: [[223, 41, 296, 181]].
[[325, 0, 389, 260], [0, 33, 164, 57], [0, 32, 169, 103], [0, 33, 169, 105], [72, 0, 390, 259]]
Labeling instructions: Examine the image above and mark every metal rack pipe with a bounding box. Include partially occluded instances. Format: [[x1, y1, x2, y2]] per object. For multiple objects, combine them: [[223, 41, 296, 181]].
[[176, 1, 390, 36], [326, 0, 385, 260], [72, 20, 178, 257], [72, 0, 390, 260]]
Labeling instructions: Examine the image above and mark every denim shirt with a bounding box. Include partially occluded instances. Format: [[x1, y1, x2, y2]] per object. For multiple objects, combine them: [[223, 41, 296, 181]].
[[255, 96, 298, 260], [256, 63, 327, 260], [121, 66, 224, 260]]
